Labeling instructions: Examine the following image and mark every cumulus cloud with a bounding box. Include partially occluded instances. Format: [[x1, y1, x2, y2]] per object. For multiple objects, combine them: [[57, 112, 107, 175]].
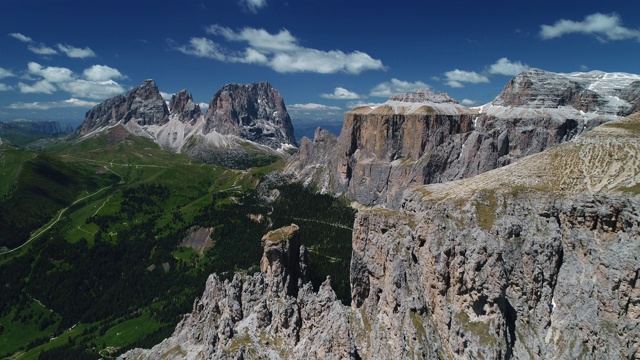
[[83, 65, 126, 81], [160, 92, 173, 101], [57, 44, 96, 58], [346, 100, 383, 109], [369, 78, 430, 97], [239, 0, 266, 13], [28, 44, 58, 55], [0, 83, 13, 91], [461, 99, 477, 106], [172, 37, 227, 60], [20, 62, 126, 99], [0, 67, 15, 79], [288, 103, 342, 111], [444, 70, 489, 88], [540, 13, 640, 42], [320, 87, 361, 100], [174, 25, 386, 74], [487, 58, 529, 76], [58, 79, 125, 99], [28, 62, 74, 83], [18, 80, 56, 94], [7, 98, 98, 110], [9, 32, 32, 43], [199, 102, 210, 110]]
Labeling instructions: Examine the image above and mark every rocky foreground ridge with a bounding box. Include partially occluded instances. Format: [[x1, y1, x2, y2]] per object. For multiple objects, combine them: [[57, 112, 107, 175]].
[[122, 115, 640, 359], [286, 69, 640, 207], [75, 80, 296, 165]]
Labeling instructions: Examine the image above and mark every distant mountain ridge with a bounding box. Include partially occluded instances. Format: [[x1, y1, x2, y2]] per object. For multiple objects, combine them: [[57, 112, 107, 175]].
[[75, 80, 297, 166], [0, 119, 73, 146], [286, 68, 640, 206]]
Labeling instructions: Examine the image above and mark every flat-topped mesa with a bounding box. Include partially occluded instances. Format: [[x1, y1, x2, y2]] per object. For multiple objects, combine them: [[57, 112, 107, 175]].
[[168, 89, 201, 124], [203, 81, 297, 149]]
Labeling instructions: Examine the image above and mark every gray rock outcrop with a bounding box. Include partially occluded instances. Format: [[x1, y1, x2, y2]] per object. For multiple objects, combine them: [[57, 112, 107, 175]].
[[120, 224, 358, 360]]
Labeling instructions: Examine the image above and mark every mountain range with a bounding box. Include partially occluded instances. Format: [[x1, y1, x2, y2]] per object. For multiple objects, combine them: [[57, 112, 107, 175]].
[[2, 68, 639, 359]]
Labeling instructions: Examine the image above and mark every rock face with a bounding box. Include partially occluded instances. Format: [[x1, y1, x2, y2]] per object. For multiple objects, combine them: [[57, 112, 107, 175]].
[[204, 82, 297, 149], [123, 117, 640, 359], [74, 80, 296, 165], [76, 80, 169, 134], [120, 224, 358, 360], [286, 70, 640, 207], [169, 89, 201, 124]]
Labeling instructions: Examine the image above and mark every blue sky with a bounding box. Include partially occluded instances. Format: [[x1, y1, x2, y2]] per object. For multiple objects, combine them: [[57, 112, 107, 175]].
[[1, 0, 640, 128]]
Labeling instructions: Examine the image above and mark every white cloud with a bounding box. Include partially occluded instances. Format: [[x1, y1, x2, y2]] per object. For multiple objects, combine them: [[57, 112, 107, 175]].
[[0, 67, 15, 79], [0, 83, 13, 91], [461, 99, 477, 106], [58, 79, 125, 99], [57, 44, 96, 58], [444, 70, 489, 88], [7, 98, 98, 110], [288, 103, 342, 111], [370, 78, 430, 97], [18, 80, 56, 94], [28, 62, 74, 83], [28, 44, 58, 55], [198, 102, 209, 110], [173, 37, 226, 60], [9, 32, 32, 43], [540, 13, 640, 42], [580, 64, 589, 71], [83, 65, 125, 81], [346, 100, 383, 109], [23, 62, 126, 99], [320, 87, 361, 99], [192, 25, 385, 74], [487, 58, 529, 76], [239, 0, 266, 13], [160, 92, 173, 101]]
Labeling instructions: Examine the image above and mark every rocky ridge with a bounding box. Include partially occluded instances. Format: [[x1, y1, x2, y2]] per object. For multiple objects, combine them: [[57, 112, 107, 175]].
[[75, 80, 297, 165], [123, 114, 640, 359], [120, 224, 358, 360], [286, 69, 640, 207]]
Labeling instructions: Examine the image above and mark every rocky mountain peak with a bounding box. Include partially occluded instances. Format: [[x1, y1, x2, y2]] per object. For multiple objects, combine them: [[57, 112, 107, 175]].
[[168, 89, 201, 124], [389, 89, 458, 104], [204, 81, 297, 148], [76, 79, 169, 135]]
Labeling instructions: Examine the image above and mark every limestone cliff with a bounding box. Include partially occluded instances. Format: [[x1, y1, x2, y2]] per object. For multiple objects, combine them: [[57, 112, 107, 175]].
[[286, 70, 640, 207]]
